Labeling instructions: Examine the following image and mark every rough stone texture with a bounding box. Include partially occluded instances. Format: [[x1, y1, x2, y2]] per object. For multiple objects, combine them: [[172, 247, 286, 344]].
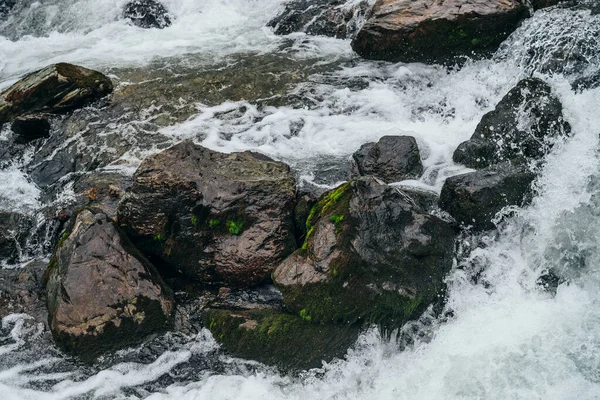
[[0, 211, 34, 265], [11, 114, 51, 144], [0, 0, 15, 20], [350, 135, 423, 183], [0, 63, 113, 125], [203, 308, 360, 370], [0, 261, 47, 323], [268, 0, 370, 39], [45, 209, 173, 363], [293, 190, 317, 245], [453, 78, 571, 169], [118, 140, 297, 287], [274, 177, 456, 331], [351, 0, 529, 63], [439, 162, 536, 231], [124, 0, 172, 29]]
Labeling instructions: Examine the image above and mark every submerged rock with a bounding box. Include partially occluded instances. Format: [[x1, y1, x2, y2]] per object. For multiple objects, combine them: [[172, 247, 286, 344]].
[[439, 162, 536, 231], [350, 135, 423, 183], [268, 0, 370, 39], [124, 0, 172, 29], [203, 308, 360, 370], [118, 141, 297, 287], [274, 177, 456, 330], [0, 63, 113, 125], [0, 211, 34, 265], [11, 114, 51, 144], [352, 0, 529, 63], [453, 78, 570, 169], [0, 0, 15, 20], [45, 209, 173, 363], [0, 261, 47, 322]]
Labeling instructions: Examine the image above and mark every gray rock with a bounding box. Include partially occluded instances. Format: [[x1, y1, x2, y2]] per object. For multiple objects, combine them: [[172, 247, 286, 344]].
[[0, 211, 34, 265], [45, 209, 173, 363], [0, 261, 47, 323], [117, 141, 297, 287], [350, 135, 423, 183], [0, 0, 15, 21], [124, 0, 172, 29], [453, 78, 571, 169], [439, 162, 536, 231]]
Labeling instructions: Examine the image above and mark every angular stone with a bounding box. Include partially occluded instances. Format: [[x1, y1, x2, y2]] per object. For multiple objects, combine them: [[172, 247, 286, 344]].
[[45, 209, 173, 362], [351, 0, 529, 63], [118, 141, 297, 287]]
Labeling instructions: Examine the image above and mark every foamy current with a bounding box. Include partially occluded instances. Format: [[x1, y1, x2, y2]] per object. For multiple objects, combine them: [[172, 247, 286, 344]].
[[1, 1, 600, 399]]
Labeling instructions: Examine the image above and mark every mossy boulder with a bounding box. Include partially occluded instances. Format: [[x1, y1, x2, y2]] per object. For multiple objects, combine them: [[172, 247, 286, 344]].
[[203, 308, 360, 370], [351, 0, 529, 63], [117, 140, 297, 287], [453, 78, 571, 169], [44, 209, 173, 363], [274, 177, 456, 331], [0, 63, 113, 125]]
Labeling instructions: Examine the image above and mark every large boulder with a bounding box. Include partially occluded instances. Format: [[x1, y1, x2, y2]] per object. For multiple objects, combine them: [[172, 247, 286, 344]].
[[44, 209, 173, 362], [274, 177, 456, 330], [0, 63, 113, 125], [439, 162, 536, 231], [350, 135, 423, 183], [351, 0, 529, 63], [267, 0, 370, 39], [118, 141, 297, 287], [453, 78, 571, 169], [124, 0, 172, 29]]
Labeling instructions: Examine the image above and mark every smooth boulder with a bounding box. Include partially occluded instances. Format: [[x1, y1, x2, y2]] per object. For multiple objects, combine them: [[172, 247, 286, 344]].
[[45, 209, 173, 362], [351, 0, 529, 63], [0, 63, 113, 125], [350, 135, 423, 183], [268, 0, 369, 39], [118, 141, 297, 287], [439, 162, 536, 231], [274, 177, 456, 330], [453, 78, 571, 169], [124, 0, 172, 29]]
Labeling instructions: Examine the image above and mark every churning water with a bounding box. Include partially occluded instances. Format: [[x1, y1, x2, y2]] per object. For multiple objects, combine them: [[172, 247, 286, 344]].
[[1, 1, 600, 398]]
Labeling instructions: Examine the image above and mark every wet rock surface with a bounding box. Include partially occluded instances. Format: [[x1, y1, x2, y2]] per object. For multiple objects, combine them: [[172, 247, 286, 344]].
[[124, 0, 172, 29], [0, 0, 15, 20], [118, 140, 297, 287], [10, 114, 51, 144], [268, 0, 370, 39], [0, 261, 47, 321], [350, 135, 423, 183], [45, 209, 173, 363], [439, 162, 536, 231], [453, 78, 570, 169], [0, 63, 113, 125], [352, 0, 529, 63], [0, 212, 34, 264], [274, 177, 456, 330]]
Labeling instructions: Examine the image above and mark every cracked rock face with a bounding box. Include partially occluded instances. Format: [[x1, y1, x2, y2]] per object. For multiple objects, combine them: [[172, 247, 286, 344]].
[[45, 209, 173, 363]]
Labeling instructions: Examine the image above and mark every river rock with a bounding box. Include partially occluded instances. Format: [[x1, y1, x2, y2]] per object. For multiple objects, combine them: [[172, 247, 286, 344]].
[[203, 308, 360, 370], [350, 135, 423, 183], [267, 0, 370, 39], [11, 114, 51, 144], [351, 0, 529, 63], [0, 211, 34, 265], [0, 261, 47, 322], [0, 63, 113, 125], [45, 209, 173, 362], [453, 78, 570, 169], [439, 162, 536, 231], [118, 140, 297, 287], [274, 177, 456, 331], [124, 0, 172, 29], [0, 0, 15, 20]]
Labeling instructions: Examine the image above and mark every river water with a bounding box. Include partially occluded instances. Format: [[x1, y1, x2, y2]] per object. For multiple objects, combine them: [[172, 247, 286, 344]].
[[1, 1, 600, 399]]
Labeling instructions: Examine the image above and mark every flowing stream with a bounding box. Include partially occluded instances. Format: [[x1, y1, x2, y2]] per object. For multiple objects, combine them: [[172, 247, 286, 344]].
[[1, 1, 600, 399]]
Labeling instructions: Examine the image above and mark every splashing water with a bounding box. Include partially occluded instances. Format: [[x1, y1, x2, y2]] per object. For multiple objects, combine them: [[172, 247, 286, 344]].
[[1, 0, 600, 398]]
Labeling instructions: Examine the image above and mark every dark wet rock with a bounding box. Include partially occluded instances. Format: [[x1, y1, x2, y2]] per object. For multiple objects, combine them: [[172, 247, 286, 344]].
[[293, 190, 317, 245], [28, 146, 76, 189], [350, 135, 423, 183], [531, 0, 563, 9], [0, 261, 48, 322], [124, 0, 172, 29], [45, 209, 173, 363], [268, 0, 370, 39], [572, 70, 600, 91], [11, 114, 51, 144], [0, 63, 113, 125], [453, 78, 570, 169], [274, 177, 456, 331], [0, 0, 15, 20], [203, 308, 360, 370], [71, 172, 132, 218], [439, 162, 536, 231], [352, 0, 529, 63], [118, 140, 297, 287], [0, 211, 34, 265]]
